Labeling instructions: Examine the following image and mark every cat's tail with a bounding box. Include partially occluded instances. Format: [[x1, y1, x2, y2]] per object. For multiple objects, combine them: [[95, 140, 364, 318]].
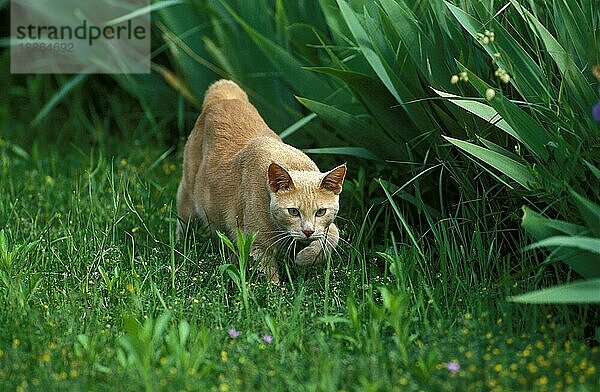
[[202, 79, 248, 108]]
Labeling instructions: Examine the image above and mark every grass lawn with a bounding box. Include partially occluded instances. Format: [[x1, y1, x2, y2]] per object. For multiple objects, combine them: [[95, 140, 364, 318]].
[[0, 139, 598, 391]]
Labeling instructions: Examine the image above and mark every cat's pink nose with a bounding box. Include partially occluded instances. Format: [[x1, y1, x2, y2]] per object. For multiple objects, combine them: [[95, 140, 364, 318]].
[[302, 229, 314, 238]]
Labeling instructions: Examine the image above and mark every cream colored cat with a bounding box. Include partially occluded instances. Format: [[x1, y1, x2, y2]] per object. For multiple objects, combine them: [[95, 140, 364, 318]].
[[177, 80, 346, 283]]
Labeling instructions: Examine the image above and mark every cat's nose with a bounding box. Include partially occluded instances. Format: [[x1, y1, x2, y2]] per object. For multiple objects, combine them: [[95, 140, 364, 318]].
[[302, 229, 314, 238]]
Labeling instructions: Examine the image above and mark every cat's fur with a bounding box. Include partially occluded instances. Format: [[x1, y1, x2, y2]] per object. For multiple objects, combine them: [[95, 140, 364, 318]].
[[177, 80, 346, 282]]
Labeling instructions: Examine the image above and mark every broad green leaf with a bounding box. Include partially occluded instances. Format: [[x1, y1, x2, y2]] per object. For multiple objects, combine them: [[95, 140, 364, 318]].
[[444, 137, 534, 189], [570, 191, 600, 237], [279, 113, 317, 140], [521, 207, 599, 278], [335, 0, 400, 103], [152, 312, 172, 343], [583, 160, 600, 181], [221, 1, 329, 99], [202, 37, 235, 77], [216, 231, 235, 253], [335, 1, 435, 132], [456, 62, 557, 162], [526, 236, 600, 255], [445, 2, 552, 104], [308, 67, 420, 144], [378, 0, 451, 87], [510, 1, 595, 107], [157, 3, 217, 96], [318, 0, 354, 46], [296, 96, 398, 159], [432, 88, 522, 142], [553, 0, 596, 65], [478, 137, 525, 164], [521, 207, 586, 238], [510, 279, 600, 304]]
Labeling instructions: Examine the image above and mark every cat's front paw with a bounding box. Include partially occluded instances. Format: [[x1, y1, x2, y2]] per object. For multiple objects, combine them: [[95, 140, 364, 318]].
[[294, 244, 323, 266]]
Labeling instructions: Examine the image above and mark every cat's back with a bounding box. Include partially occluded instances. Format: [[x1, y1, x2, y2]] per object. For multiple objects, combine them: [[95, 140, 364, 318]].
[[200, 81, 278, 154], [183, 80, 278, 185], [239, 136, 319, 173]]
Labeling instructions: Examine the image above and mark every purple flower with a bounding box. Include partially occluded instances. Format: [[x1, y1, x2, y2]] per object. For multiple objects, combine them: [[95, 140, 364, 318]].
[[593, 102, 600, 123], [261, 335, 273, 344], [228, 328, 240, 338], [445, 361, 461, 373]]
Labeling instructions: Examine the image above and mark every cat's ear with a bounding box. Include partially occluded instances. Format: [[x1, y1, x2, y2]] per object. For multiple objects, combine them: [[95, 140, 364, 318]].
[[320, 164, 347, 194], [268, 163, 295, 193]]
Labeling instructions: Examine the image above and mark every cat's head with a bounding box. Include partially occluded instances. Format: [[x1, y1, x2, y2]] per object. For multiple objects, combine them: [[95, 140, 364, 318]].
[[267, 162, 346, 242]]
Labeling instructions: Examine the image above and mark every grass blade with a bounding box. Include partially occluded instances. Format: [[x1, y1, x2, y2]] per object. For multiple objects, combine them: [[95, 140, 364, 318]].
[[303, 147, 378, 160], [31, 74, 88, 127]]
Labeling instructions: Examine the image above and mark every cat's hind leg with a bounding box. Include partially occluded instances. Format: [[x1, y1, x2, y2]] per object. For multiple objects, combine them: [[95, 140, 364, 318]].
[[176, 180, 195, 241], [295, 223, 340, 266]]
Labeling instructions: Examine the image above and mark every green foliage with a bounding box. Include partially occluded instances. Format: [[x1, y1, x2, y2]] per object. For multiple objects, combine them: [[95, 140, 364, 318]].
[[217, 229, 256, 315], [0, 229, 41, 311]]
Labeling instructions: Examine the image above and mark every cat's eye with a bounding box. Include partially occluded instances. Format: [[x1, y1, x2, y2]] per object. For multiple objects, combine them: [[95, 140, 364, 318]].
[[288, 208, 300, 216], [315, 208, 327, 217]]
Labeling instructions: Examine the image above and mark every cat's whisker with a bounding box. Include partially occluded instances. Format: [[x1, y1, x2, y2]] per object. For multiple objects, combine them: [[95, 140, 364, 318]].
[[322, 234, 348, 260], [260, 229, 290, 236], [264, 232, 291, 243], [261, 234, 293, 257], [283, 238, 296, 262], [326, 233, 356, 256], [261, 231, 293, 246]]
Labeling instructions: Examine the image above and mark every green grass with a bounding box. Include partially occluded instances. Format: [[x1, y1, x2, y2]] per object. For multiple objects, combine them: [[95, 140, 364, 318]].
[[0, 128, 598, 391]]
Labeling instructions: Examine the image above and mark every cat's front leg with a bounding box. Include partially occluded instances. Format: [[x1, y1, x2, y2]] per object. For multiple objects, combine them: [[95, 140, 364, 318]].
[[295, 223, 339, 266], [251, 247, 280, 284]]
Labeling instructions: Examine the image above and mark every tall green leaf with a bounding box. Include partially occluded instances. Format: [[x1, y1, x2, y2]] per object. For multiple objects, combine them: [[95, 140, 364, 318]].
[[432, 88, 522, 142], [521, 207, 598, 278], [297, 97, 398, 160], [445, 1, 553, 104], [510, 278, 600, 304], [456, 62, 556, 161], [221, 1, 330, 99], [444, 136, 534, 189], [510, 1, 595, 110]]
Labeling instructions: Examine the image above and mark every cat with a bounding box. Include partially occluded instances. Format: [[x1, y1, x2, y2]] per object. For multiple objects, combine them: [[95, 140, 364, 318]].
[[176, 79, 346, 283]]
